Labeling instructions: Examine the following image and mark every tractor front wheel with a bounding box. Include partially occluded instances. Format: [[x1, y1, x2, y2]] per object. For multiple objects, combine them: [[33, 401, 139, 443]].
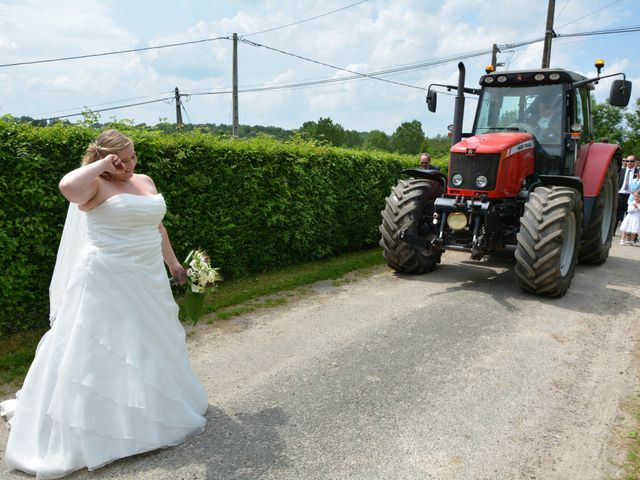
[[379, 178, 442, 274], [578, 161, 618, 264], [515, 186, 583, 297]]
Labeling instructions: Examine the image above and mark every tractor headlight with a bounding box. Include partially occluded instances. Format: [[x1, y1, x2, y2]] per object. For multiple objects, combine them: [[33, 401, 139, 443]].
[[447, 212, 468, 231], [451, 173, 463, 187], [475, 175, 488, 188]]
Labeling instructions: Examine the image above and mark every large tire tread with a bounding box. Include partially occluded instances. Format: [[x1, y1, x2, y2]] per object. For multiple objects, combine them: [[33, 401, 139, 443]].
[[379, 178, 442, 274], [515, 186, 583, 297]]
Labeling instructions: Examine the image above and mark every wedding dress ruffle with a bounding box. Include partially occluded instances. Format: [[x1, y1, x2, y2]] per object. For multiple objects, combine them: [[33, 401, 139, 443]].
[[1, 194, 207, 479]]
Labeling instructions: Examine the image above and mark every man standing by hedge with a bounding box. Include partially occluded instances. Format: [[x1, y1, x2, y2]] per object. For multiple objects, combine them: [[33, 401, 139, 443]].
[[419, 152, 440, 171]]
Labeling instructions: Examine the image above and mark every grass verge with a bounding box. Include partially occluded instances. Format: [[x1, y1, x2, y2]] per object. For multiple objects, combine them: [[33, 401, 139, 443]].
[[611, 392, 640, 479], [0, 327, 48, 387], [192, 247, 384, 322], [1, 247, 385, 391]]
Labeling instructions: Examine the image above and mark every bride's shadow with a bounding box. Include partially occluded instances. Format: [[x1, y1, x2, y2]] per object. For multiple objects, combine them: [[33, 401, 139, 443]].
[[74, 405, 289, 480]]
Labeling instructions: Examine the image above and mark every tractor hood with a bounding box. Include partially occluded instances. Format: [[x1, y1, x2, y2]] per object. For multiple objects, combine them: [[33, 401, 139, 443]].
[[448, 132, 536, 198], [451, 132, 534, 156]]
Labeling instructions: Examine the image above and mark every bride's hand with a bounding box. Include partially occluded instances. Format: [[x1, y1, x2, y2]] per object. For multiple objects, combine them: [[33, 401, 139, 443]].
[[101, 154, 126, 174], [170, 263, 187, 285]]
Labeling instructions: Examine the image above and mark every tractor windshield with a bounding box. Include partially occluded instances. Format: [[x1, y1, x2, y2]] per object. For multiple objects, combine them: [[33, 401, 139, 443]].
[[474, 84, 565, 168]]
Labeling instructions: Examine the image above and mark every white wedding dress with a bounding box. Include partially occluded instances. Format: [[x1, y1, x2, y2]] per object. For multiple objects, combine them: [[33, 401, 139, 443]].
[[1, 193, 208, 479]]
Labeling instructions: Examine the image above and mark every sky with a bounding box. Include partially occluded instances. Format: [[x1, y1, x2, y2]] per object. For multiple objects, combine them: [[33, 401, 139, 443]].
[[1, 0, 639, 136]]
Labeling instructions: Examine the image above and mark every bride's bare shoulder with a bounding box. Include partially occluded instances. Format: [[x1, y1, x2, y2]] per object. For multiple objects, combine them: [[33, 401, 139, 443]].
[[133, 174, 158, 193]]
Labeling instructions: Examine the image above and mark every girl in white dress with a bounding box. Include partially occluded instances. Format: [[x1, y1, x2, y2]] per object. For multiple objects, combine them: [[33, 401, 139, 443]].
[[1, 130, 208, 478], [620, 191, 640, 246]]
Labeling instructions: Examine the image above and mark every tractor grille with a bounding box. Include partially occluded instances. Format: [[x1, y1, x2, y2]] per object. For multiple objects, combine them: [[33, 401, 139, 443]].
[[449, 152, 500, 191]]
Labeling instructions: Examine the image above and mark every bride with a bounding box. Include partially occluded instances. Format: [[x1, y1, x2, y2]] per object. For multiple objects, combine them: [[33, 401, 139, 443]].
[[0, 129, 208, 478]]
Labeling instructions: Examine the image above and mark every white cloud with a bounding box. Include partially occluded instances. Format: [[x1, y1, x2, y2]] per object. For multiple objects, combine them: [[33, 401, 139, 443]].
[[0, 0, 638, 133]]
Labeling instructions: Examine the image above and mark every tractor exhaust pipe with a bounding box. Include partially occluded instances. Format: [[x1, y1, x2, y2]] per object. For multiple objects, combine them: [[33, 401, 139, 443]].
[[451, 62, 466, 145]]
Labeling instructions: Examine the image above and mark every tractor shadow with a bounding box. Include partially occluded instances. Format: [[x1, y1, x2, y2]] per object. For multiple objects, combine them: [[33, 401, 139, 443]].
[[393, 247, 640, 317]]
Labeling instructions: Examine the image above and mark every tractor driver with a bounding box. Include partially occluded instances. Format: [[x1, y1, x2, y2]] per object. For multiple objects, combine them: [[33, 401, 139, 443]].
[[530, 94, 562, 142], [527, 93, 563, 174]]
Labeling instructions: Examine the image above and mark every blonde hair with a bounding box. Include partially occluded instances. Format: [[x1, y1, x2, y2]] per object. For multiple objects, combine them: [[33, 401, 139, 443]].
[[82, 129, 133, 165]]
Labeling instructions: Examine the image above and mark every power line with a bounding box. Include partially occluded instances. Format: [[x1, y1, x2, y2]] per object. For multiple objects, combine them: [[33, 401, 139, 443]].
[[496, 25, 640, 56], [239, 38, 436, 91], [556, 24, 640, 38], [31, 25, 640, 122], [241, 0, 369, 37], [33, 90, 175, 117], [556, 0, 624, 29], [181, 103, 192, 124], [505, 49, 517, 70], [499, 36, 546, 51], [30, 46, 493, 121], [1, 0, 629, 73], [40, 96, 174, 121], [32, 47, 494, 119], [1, 2, 368, 68], [0, 36, 230, 68], [187, 47, 497, 97], [555, 0, 571, 22]]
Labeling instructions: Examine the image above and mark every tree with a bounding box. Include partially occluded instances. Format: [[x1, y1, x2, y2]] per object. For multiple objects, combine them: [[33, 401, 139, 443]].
[[343, 129, 364, 148], [390, 120, 425, 154], [77, 108, 101, 128], [591, 97, 624, 144], [420, 135, 450, 157], [316, 117, 345, 146], [623, 97, 640, 154], [364, 130, 391, 151], [298, 117, 345, 146]]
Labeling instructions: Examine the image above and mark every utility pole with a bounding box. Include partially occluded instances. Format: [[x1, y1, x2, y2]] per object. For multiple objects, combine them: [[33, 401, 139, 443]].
[[491, 44, 500, 70], [174, 87, 183, 129], [232, 33, 239, 138], [491, 43, 500, 71], [486, 44, 504, 74], [541, 0, 556, 68]]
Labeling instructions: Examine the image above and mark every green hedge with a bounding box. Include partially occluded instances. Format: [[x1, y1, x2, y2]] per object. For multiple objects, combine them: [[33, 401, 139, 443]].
[[0, 120, 415, 336]]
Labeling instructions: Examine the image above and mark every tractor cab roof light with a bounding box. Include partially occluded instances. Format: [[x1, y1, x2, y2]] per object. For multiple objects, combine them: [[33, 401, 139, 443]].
[[595, 59, 605, 77]]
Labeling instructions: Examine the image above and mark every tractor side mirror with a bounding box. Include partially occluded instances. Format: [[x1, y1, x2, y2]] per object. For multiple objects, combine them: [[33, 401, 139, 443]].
[[609, 79, 632, 107], [426, 89, 437, 112]]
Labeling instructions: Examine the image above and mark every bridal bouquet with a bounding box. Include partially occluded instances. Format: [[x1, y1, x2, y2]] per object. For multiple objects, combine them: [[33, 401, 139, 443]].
[[182, 249, 221, 324]]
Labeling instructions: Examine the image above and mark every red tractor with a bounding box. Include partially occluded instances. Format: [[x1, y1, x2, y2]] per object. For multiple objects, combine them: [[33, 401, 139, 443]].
[[379, 60, 632, 296]]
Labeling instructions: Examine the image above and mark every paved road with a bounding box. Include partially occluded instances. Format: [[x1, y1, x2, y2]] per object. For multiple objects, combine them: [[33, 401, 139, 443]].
[[2, 242, 640, 479]]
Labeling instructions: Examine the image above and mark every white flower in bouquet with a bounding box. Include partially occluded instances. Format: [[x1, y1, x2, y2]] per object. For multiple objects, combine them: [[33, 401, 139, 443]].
[[181, 249, 222, 324], [185, 249, 221, 294]]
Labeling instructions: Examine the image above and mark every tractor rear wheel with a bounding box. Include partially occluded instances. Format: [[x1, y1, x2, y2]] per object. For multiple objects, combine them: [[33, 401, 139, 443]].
[[379, 178, 442, 274], [514, 186, 583, 297], [578, 161, 618, 264]]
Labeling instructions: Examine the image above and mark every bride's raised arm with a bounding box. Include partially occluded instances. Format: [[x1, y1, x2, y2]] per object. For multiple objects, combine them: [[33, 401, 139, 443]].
[[59, 155, 124, 205]]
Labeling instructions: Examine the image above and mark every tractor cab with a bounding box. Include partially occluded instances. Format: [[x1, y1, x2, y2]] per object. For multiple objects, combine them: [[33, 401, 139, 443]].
[[472, 69, 592, 177]]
